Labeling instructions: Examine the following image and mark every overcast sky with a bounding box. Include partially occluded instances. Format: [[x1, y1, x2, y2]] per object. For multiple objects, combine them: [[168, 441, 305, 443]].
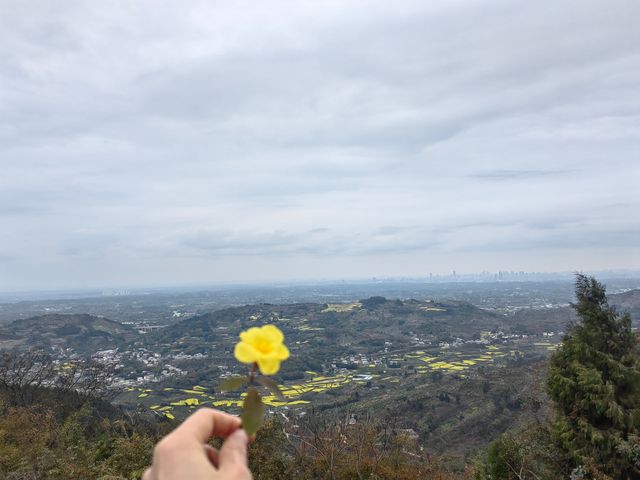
[[1, 0, 639, 291]]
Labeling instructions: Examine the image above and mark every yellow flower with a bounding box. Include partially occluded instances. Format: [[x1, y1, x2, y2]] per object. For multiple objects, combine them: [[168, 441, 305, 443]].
[[234, 324, 290, 375]]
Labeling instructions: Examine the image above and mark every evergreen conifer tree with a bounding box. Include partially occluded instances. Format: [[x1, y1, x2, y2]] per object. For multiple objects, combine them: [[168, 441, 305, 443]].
[[547, 274, 640, 478]]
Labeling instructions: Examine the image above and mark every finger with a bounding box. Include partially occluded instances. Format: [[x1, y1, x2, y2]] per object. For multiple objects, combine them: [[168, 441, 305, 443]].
[[142, 467, 154, 480], [204, 444, 220, 468], [171, 408, 241, 443], [219, 429, 249, 470]]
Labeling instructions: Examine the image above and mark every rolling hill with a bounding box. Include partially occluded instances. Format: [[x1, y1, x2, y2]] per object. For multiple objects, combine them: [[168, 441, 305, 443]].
[[0, 313, 136, 355]]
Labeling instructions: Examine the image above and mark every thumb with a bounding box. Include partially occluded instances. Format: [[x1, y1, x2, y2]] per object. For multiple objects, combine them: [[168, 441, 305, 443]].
[[219, 429, 249, 470]]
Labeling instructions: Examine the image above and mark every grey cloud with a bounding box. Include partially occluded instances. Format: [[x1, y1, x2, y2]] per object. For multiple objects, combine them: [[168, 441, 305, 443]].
[[470, 170, 573, 180], [0, 0, 638, 289], [0, 203, 47, 216], [458, 226, 640, 252], [173, 225, 443, 257]]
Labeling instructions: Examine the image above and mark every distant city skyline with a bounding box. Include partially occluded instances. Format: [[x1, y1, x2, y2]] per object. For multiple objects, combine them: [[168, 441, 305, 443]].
[[3, 268, 640, 300], [1, 1, 639, 291]]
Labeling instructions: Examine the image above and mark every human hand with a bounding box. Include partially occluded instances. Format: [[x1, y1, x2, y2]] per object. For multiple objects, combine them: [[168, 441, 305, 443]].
[[143, 408, 252, 480]]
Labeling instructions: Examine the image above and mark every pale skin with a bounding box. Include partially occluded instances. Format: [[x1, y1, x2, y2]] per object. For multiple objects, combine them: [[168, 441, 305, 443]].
[[143, 408, 252, 480]]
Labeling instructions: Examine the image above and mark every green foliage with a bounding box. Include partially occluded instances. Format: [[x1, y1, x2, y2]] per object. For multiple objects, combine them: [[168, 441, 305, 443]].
[[241, 387, 265, 436], [360, 296, 389, 308], [105, 434, 154, 479], [0, 389, 473, 480], [547, 274, 640, 478], [0, 395, 155, 479], [248, 419, 294, 479], [0, 404, 58, 477], [474, 423, 566, 480], [477, 434, 523, 479], [219, 375, 247, 392], [257, 411, 474, 480], [256, 375, 286, 400]]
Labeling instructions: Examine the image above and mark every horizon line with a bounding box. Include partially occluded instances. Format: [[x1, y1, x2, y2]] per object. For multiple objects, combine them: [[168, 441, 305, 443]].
[[2, 268, 640, 300]]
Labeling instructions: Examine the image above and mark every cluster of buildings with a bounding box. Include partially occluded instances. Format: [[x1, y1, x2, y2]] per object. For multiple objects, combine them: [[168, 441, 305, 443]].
[[89, 347, 188, 390]]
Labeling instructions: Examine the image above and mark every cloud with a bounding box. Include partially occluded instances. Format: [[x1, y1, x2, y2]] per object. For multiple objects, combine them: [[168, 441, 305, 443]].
[[172, 225, 443, 257], [0, 0, 639, 289], [470, 170, 573, 180]]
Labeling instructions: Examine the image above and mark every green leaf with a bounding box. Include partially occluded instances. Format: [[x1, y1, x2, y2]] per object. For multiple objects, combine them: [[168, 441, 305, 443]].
[[219, 376, 248, 392], [241, 387, 265, 436], [256, 375, 286, 401]]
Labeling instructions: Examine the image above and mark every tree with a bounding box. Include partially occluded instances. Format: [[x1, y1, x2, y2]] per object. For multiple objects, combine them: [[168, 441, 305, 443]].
[[0, 349, 114, 409], [475, 423, 566, 480], [547, 274, 640, 478], [0, 350, 56, 406]]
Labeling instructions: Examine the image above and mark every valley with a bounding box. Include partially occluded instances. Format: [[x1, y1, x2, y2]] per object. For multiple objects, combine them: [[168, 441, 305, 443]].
[[0, 280, 637, 463]]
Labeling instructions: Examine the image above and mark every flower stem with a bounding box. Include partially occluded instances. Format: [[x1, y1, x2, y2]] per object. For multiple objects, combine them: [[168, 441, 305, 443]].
[[249, 362, 258, 385]]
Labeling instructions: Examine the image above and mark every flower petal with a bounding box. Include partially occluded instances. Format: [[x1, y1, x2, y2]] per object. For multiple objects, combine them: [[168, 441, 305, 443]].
[[277, 344, 290, 360], [257, 357, 280, 375], [240, 327, 261, 343], [261, 325, 284, 344], [234, 341, 257, 364]]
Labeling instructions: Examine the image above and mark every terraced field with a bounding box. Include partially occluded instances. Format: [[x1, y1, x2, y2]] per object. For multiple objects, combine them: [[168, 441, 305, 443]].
[[121, 339, 558, 421]]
